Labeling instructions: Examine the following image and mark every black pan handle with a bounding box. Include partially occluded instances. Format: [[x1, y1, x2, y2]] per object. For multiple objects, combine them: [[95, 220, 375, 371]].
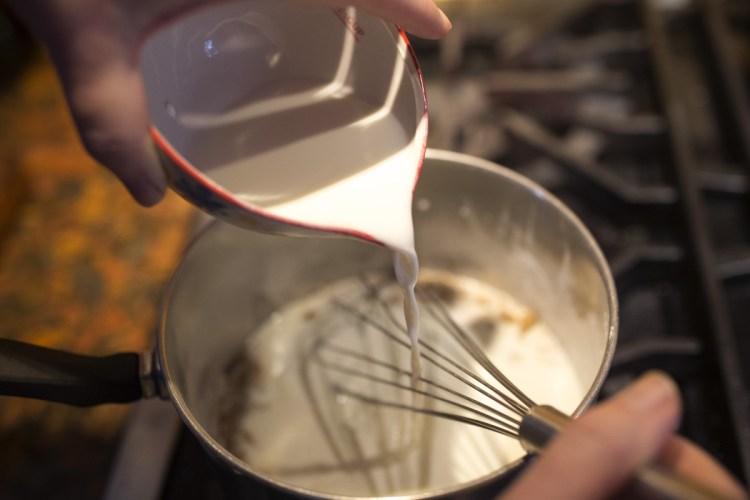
[[0, 338, 144, 407]]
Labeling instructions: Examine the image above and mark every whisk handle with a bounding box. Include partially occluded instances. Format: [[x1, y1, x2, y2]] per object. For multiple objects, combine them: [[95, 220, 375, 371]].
[[519, 405, 727, 500], [518, 404, 569, 452]]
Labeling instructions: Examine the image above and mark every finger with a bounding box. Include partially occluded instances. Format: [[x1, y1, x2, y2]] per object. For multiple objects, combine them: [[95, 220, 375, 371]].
[[349, 0, 451, 39], [502, 371, 682, 500], [65, 61, 167, 206], [9, 0, 167, 205], [49, 8, 167, 206], [134, 0, 451, 40], [658, 436, 748, 499]]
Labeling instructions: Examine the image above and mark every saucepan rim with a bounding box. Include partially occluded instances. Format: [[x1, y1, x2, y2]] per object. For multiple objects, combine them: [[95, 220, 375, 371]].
[[156, 148, 619, 499]]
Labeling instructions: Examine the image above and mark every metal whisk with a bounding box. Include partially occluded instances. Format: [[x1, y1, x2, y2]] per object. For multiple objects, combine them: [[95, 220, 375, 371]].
[[310, 277, 723, 500]]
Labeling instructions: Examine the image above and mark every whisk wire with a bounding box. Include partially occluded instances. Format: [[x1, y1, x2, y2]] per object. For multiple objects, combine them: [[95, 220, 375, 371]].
[[332, 298, 528, 419], [361, 278, 534, 413], [316, 341, 523, 433], [418, 289, 536, 410], [332, 383, 521, 438]]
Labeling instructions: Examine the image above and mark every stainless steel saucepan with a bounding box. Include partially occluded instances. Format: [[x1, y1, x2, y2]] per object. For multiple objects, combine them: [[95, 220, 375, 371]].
[[0, 149, 617, 499]]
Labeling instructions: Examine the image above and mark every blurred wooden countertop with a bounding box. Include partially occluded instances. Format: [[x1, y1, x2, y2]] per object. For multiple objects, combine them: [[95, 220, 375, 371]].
[[0, 49, 197, 499]]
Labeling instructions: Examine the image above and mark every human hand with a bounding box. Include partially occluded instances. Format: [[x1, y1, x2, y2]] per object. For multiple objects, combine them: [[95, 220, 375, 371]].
[[501, 371, 748, 499], [7, 0, 451, 206]]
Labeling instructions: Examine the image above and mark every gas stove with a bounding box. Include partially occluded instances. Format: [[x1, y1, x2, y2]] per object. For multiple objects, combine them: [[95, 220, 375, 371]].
[[105, 0, 750, 497]]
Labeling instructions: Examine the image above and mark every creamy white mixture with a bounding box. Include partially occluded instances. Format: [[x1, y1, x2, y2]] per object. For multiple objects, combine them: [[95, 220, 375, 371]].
[[220, 270, 583, 497]]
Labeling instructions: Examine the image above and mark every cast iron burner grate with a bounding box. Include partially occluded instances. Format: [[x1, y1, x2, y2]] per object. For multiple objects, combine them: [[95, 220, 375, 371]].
[[104, 0, 750, 498]]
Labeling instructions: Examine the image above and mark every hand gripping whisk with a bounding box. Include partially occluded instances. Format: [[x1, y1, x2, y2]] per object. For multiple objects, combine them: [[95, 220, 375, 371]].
[[312, 284, 728, 500]]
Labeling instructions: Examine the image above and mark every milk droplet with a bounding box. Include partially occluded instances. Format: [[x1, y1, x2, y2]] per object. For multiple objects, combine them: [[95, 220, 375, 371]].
[[416, 198, 431, 212], [164, 101, 177, 119], [266, 50, 282, 68], [203, 38, 219, 58], [335, 393, 349, 405]]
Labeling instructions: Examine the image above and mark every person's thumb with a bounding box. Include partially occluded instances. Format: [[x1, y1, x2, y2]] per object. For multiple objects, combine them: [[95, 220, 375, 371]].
[[352, 0, 451, 39], [503, 372, 681, 500]]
